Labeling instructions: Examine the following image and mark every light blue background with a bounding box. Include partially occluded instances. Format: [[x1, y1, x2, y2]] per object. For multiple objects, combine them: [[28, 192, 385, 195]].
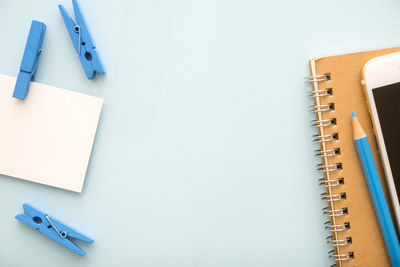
[[1, 0, 400, 266]]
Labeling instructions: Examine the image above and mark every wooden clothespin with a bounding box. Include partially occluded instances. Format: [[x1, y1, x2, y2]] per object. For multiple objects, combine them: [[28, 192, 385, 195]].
[[13, 20, 46, 100], [16, 203, 93, 256], [59, 0, 105, 79]]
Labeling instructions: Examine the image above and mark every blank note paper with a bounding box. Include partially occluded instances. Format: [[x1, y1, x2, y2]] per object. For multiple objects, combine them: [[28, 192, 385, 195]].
[[0, 74, 103, 192]]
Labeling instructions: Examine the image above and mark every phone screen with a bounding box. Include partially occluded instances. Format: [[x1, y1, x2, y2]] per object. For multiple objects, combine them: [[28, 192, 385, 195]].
[[373, 82, 400, 201]]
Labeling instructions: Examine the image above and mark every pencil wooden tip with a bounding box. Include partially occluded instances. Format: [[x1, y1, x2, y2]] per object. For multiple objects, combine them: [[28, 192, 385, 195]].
[[352, 112, 367, 140]]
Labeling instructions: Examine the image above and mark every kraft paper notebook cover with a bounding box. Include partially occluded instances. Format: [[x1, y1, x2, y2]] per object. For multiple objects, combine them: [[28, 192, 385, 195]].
[[308, 47, 400, 266]]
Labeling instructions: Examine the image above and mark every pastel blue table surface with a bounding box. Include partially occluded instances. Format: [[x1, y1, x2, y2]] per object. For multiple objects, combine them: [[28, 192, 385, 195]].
[[1, 0, 400, 266]]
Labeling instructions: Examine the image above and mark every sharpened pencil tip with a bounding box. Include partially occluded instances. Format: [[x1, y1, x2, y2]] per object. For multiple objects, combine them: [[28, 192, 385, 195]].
[[352, 112, 367, 139]]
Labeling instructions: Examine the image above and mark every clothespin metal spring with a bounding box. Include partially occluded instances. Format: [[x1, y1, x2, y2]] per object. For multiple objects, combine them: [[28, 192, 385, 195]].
[[45, 215, 67, 238], [73, 25, 81, 55]]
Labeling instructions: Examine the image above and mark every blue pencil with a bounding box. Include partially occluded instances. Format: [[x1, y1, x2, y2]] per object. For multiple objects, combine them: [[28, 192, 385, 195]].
[[352, 112, 400, 267]]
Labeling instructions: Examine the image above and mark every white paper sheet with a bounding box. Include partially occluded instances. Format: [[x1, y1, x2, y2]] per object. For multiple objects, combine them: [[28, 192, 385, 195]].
[[0, 74, 103, 192]]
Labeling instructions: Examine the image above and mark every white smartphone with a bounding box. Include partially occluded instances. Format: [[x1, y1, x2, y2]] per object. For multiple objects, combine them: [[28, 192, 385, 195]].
[[362, 51, 400, 230]]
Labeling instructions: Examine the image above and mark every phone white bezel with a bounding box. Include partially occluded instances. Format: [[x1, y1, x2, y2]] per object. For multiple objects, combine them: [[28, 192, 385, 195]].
[[363, 51, 400, 230]]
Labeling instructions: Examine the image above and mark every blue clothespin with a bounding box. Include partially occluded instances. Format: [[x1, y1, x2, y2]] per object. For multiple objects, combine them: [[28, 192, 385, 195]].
[[15, 203, 93, 256], [58, 0, 106, 79], [13, 20, 46, 100]]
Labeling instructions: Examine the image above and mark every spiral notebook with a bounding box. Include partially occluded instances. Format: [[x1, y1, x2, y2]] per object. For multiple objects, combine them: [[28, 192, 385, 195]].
[[308, 47, 400, 266]]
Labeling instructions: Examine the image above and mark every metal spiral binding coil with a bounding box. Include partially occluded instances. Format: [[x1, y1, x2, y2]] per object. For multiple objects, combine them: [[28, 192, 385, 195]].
[[326, 236, 352, 247], [329, 250, 354, 261], [307, 73, 353, 266], [315, 148, 340, 158], [305, 74, 331, 83], [318, 177, 344, 187], [307, 88, 333, 97], [312, 133, 338, 143], [322, 206, 348, 217], [320, 192, 346, 202], [311, 118, 337, 127], [325, 221, 351, 232], [309, 103, 335, 112]]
